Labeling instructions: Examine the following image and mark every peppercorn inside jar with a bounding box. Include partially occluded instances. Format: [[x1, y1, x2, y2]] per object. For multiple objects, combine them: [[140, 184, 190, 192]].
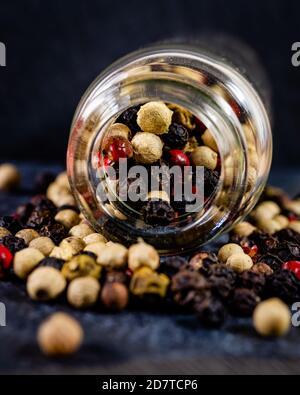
[[68, 44, 272, 254]]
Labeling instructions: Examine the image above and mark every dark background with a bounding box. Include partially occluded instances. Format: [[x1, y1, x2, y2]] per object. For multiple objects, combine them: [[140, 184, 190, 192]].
[[0, 0, 299, 167]]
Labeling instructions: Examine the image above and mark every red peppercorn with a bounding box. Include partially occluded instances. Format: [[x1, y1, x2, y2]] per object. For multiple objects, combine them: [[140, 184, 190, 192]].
[[243, 244, 259, 258], [0, 244, 13, 271], [282, 261, 300, 280], [97, 152, 114, 169], [106, 137, 133, 161], [168, 150, 190, 167], [288, 213, 297, 223]]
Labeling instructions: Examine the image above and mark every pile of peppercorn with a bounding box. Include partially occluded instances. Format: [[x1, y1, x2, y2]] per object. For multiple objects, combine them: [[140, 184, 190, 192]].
[[0, 163, 299, 356], [96, 101, 220, 225]]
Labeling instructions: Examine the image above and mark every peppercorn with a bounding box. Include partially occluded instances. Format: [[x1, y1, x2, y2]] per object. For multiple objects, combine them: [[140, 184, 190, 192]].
[[27, 267, 66, 301], [55, 209, 80, 230], [26, 208, 53, 230], [84, 242, 106, 258], [15, 229, 40, 245], [116, 105, 140, 132], [105, 270, 129, 285], [230, 288, 260, 317], [163, 123, 189, 149], [83, 233, 107, 245], [190, 146, 218, 171], [29, 237, 55, 256], [289, 221, 300, 234], [37, 312, 83, 357], [265, 270, 300, 303], [40, 222, 67, 244], [62, 254, 101, 281], [0, 235, 27, 254], [128, 240, 159, 271], [14, 248, 45, 280], [201, 130, 218, 152], [237, 271, 266, 295], [14, 203, 34, 226], [188, 252, 218, 273], [0, 216, 21, 234], [131, 132, 164, 164], [67, 276, 100, 309], [130, 267, 170, 298], [194, 296, 226, 328], [101, 282, 129, 312], [257, 219, 282, 235], [282, 260, 300, 280], [0, 163, 21, 191], [69, 223, 94, 239], [171, 270, 209, 307], [97, 242, 128, 269], [31, 195, 57, 213], [46, 182, 75, 208], [253, 298, 291, 337], [142, 199, 175, 226], [0, 245, 13, 279], [226, 253, 253, 273], [204, 263, 237, 284], [253, 201, 281, 222], [0, 227, 11, 238], [137, 101, 173, 135], [168, 149, 190, 167], [38, 257, 65, 270], [159, 256, 187, 277], [57, 236, 85, 260], [251, 262, 274, 276], [233, 222, 256, 238], [204, 168, 219, 196], [105, 123, 131, 142], [218, 243, 244, 263], [167, 103, 196, 130]]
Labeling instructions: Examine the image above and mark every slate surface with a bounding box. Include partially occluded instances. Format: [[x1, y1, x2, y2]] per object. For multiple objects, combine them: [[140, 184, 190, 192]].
[[0, 163, 300, 375]]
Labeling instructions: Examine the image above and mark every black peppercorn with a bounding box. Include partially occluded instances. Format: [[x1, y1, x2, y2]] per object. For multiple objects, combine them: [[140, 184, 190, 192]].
[[257, 254, 283, 272], [142, 199, 175, 226], [171, 270, 209, 308], [26, 209, 53, 230], [0, 235, 27, 254], [31, 195, 57, 214], [40, 223, 67, 244], [194, 296, 226, 328], [159, 256, 187, 277], [265, 270, 300, 303], [116, 106, 140, 133], [38, 257, 65, 270], [229, 288, 260, 317], [163, 123, 189, 149], [237, 271, 266, 295], [14, 203, 34, 226], [0, 216, 21, 234]]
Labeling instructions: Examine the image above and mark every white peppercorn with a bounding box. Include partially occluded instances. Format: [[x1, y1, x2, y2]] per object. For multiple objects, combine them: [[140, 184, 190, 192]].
[[55, 171, 70, 189], [97, 243, 128, 269], [67, 276, 100, 309], [69, 223, 94, 239], [128, 240, 159, 271], [84, 242, 106, 258], [15, 229, 40, 245], [14, 248, 45, 280], [55, 209, 80, 229], [37, 312, 83, 356], [137, 101, 173, 135], [29, 237, 55, 256], [0, 163, 21, 191], [201, 129, 218, 152], [285, 201, 300, 215], [106, 122, 131, 141], [253, 201, 281, 221], [289, 221, 300, 234], [274, 215, 289, 229], [253, 298, 291, 337], [59, 236, 85, 256], [233, 222, 256, 237], [218, 243, 244, 263], [226, 253, 253, 273], [131, 132, 163, 164], [257, 219, 282, 234], [0, 226, 11, 238], [190, 146, 218, 170], [83, 233, 107, 245], [27, 267, 66, 301]]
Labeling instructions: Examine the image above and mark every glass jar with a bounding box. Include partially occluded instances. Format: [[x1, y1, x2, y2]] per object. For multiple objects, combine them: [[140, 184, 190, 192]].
[[67, 43, 272, 255]]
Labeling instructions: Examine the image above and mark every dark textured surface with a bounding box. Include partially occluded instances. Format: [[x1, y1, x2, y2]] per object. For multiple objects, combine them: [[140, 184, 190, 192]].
[[0, 0, 300, 166], [0, 164, 300, 375]]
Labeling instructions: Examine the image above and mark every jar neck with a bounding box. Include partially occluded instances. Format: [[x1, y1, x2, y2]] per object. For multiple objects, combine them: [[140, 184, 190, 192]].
[[68, 45, 272, 252]]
